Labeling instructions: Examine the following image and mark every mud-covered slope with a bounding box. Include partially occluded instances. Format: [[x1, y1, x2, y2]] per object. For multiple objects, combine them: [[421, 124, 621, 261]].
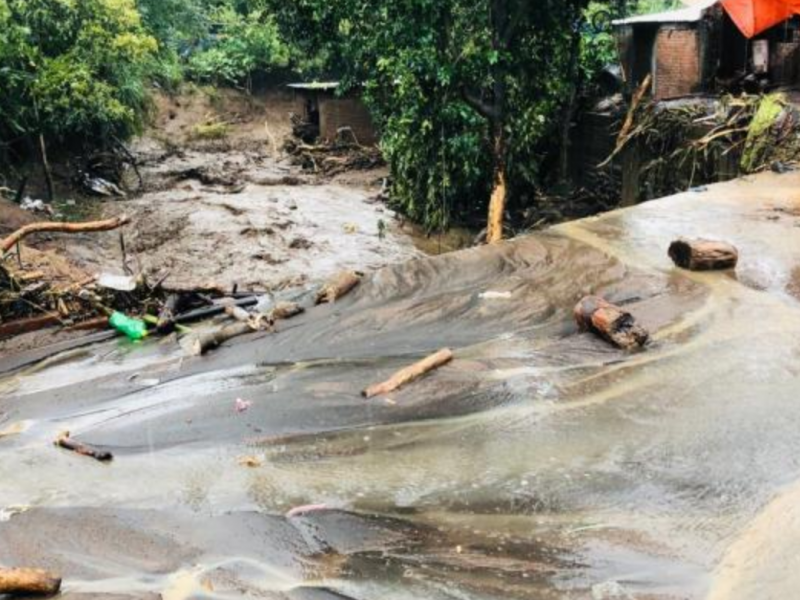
[[2, 171, 800, 599]]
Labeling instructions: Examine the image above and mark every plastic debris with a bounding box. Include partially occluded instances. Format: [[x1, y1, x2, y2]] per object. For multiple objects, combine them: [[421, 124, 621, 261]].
[[109, 312, 149, 341], [479, 290, 513, 300], [234, 398, 252, 413], [97, 273, 137, 292]]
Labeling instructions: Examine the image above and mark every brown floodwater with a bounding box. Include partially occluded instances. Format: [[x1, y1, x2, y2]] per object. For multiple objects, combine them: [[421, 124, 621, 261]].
[[3, 171, 800, 599]]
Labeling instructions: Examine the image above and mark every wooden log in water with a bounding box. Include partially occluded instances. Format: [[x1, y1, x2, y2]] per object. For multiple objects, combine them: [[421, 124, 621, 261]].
[[269, 301, 304, 321], [362, 348, 454, 399], [574, 296, 649, 350], [0, 568, 62, 596], [189, 322, 253, 356], [55, 434, 113, 462], [668, 238, 739, 271], [316, 271, 361, 305]]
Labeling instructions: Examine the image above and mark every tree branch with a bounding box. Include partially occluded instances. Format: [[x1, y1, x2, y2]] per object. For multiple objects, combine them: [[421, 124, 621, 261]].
[[461, 89, 500, 122]]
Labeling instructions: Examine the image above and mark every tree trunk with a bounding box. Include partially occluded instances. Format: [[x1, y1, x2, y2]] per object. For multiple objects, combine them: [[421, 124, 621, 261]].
[[38, 134, 55, 202], [486, 129, 508, 245], [0, 568, 61, 596]]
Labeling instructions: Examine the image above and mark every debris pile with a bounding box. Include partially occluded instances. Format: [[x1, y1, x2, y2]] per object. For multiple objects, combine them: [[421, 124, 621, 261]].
[[284, 126, 384, 177]]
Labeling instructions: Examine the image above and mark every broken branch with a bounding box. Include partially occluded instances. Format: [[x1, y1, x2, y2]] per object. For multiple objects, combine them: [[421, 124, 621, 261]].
[[1, 215, 131, 256], [55, 433, 113, 462], [362, 348, 454, 399]]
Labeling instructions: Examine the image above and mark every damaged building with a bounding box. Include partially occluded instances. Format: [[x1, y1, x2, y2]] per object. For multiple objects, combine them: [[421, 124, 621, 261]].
[[615, 0, 800, 99]]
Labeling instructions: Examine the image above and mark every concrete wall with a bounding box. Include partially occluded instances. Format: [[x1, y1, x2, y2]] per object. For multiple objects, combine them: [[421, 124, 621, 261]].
[[319, 96, 378, 145], [654, 26, 702, 99]]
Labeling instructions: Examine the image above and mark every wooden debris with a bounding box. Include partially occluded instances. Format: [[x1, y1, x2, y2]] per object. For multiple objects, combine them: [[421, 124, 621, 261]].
[[668, 238, 739, 271], [316, 271, 361, 305], [0, 314, 61, 339], [0, 568, 62, 596], [55, 433, 113, 462], [574, 296, 649, 350], [189, 322, 253, 356], [269, 301, 304, 321], [1, 214, 130, 256], [362, 348, 454, 399]]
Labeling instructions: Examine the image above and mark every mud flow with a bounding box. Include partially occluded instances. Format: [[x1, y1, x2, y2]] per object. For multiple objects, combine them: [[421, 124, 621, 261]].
[[3, 171, 800, 599]]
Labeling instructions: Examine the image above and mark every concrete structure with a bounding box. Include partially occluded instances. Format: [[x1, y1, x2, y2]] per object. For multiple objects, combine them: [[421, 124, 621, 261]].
[[288, 82, 378, 145]]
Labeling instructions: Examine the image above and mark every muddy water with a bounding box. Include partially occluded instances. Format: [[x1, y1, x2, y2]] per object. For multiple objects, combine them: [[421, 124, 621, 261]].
[[3, 171, 800, 599]]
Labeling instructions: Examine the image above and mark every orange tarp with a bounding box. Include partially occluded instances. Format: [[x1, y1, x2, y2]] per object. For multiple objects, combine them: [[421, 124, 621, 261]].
[[721, 0, 795, 38]]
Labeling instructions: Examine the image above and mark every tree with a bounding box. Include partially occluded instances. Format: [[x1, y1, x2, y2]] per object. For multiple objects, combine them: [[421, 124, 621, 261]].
[[0, 0, 157, 155], [272, 0, 591, 236]]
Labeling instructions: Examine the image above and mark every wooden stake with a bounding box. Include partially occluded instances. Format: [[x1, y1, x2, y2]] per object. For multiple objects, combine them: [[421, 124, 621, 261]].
[[0, 568, 61, 596], [574, 296, 649, 350], [668, 238, 739, 271], [38, 134, 55, 202], [362, 348, 454, 398], [315, 271, 361, 304], [1, 215, 130, 256]]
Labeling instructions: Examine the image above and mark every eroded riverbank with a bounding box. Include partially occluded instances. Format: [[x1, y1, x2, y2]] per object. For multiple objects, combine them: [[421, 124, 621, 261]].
[[3, 170, 800, 599]]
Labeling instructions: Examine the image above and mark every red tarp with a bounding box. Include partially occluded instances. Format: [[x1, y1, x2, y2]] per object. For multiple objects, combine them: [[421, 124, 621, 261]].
[[721, 0, 795, 38]]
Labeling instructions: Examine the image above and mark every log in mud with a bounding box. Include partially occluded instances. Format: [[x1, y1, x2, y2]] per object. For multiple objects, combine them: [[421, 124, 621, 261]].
[[0, 568, 61, 596]]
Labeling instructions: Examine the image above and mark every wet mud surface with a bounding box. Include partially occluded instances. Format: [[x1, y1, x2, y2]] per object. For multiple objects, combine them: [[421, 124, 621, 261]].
[[3, 172, 800, 598]]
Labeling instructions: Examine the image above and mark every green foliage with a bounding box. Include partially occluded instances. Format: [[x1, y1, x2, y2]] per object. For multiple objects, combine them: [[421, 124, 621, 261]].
[[278, 0, 590, 230], [0, 0, 157, 148], [581, 2, 618, 90], [187, 6, 290, 86]]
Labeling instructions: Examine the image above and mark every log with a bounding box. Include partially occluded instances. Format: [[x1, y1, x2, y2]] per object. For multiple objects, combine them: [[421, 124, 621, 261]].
[[668, 238, 739, 271], [0, 214, 130, 256], [362, 348, 454, 399], [315, 271, 361, 305], [0, 568, 61, 596], [56, 434, 113, 462], [189, 322, 253, 356], [574, 296, 649, 350], [270, 301, 304, 321], [0, 315, 61, 339]]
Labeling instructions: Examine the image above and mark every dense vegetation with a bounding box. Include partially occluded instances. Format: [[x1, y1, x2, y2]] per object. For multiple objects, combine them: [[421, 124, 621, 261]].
[[1, 0, 674, 232]]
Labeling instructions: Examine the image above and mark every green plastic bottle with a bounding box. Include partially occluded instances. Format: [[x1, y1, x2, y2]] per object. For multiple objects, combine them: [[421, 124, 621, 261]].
[[109, 312, 149, 341]]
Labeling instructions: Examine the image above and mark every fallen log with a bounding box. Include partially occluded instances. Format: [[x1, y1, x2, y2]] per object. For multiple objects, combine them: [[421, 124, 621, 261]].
[[0, 314, 61, 339], [224, 304, 268, 331], [188, 322, 253, 356], [668, 238, 739, 271], [0, 568, 61, 596], [574, 296, 649, 350], [270, 301, 304, 321], [316, 271, 361, 305], [0, 214, 130, 256], [55, 433, 113, 462], [362, 348, 454, 399]]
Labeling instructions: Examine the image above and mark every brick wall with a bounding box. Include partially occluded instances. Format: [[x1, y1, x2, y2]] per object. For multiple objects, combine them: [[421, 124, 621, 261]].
[[654, 27, 701, 99], [319, 96, 378, 145]]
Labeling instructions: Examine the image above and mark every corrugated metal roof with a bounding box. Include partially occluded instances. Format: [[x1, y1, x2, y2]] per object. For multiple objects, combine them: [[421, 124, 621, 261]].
[[613, 0, 717, 25], [287, 82, 340, 91]]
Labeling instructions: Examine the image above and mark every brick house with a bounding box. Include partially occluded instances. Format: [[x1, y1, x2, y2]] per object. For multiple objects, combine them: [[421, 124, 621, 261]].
[[614, 1, 800, 100], [288, 82, 378, 145]]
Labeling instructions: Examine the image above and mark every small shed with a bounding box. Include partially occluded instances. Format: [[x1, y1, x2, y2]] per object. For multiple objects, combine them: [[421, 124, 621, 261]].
[[614, 1, 719, 100], [615, 0, 800, 100], [288, 82, 378, 146]]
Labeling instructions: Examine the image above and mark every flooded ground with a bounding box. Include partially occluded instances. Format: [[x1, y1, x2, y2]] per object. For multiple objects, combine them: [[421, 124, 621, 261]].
[[3, 170, 800, 599]]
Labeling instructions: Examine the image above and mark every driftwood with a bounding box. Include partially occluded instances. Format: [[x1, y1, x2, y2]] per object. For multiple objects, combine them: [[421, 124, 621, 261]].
[[189, 322, 253, 356], [362, 348, 454, 399], [269, 301, 304, 321], [56, 433, 113, 462], [0, 568, 61, 596], [668, 238, 739, 271], [574, 296, 649, 350], [1, 215, 130, 256], [0, 314, 61, 339], [224, 304, 269, 331], [316, 271, 361, 304]]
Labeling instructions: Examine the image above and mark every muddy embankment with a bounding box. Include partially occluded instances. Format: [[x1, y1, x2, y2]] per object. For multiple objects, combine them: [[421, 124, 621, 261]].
[[3, 169, 800, 599]]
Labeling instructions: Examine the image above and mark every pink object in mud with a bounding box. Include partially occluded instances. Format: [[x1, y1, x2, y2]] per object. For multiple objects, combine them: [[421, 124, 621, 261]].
[[235, 398, 252, 413], [285, 503, 329, 518]]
